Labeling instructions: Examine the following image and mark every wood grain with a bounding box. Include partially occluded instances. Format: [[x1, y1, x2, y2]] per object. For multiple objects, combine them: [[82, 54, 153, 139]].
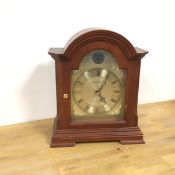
[[0, 100, 175, 175]]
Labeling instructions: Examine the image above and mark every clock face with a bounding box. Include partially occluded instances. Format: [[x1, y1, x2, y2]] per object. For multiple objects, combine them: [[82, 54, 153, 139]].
[[71, 50, 126, 121], [72, 68, 121, 114]]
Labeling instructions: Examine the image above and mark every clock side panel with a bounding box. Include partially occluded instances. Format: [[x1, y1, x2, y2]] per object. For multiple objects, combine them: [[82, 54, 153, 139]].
[[127, 60, 141, 126], [54, 59, 72, 130]]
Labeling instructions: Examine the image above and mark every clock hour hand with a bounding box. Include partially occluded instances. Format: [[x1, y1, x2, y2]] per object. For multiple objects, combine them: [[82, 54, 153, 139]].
[[95, 90, 107, 104], [95, 74, 109, 103]]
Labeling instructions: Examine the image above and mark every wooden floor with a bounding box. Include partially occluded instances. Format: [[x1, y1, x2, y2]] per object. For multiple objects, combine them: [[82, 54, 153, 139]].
[[0, 100, 175, 175]]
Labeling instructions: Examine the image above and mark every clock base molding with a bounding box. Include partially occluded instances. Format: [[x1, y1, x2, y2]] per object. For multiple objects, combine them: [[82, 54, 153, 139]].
[[50, 126, 144, 147]]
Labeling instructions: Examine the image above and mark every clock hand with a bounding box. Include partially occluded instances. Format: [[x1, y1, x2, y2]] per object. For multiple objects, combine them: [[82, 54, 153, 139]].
[[97, 74, 109, 92], [95, 90, 107, 104], [98, 80, 106, 92], [94, 74, 109, 103]]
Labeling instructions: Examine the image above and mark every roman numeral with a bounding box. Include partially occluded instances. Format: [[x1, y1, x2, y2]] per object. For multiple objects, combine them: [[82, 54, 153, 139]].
[[77, 99, 83, 104], [104, 104, 110, 111], [88, 106, 98, 114], [111, 98, 117, 103], [74, 91, 81, 94], [114, 90, 120, 93], [101, 69, 108, 78], [97, 70, 100, 76], [78, 81, 83, 85], [112, 80, 118, 84], [84, 71, 90, 79], [74, 81, 83, 87]]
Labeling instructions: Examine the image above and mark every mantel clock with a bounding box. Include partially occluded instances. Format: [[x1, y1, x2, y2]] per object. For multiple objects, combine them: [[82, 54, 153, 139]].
[[49, 28, 148, 147]]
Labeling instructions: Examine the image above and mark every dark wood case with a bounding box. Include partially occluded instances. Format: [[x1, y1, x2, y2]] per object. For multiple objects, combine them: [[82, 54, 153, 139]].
[[49, 29, 148, 147]]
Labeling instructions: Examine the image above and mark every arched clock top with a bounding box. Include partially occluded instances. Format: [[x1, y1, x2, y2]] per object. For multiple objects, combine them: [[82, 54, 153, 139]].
[[48, 29, 148, 61]]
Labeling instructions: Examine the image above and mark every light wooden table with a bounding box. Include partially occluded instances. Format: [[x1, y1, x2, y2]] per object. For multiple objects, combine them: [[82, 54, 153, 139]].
[[0, 100, 175, 175]]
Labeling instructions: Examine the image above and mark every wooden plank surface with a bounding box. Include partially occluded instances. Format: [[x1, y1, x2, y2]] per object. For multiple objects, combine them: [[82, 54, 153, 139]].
[[0, 100, 175, 175]]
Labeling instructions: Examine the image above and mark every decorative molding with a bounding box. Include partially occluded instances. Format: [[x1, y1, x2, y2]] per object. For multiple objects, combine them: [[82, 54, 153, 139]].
[[48, 29, 148, 61], [51, 127, 144, 147]]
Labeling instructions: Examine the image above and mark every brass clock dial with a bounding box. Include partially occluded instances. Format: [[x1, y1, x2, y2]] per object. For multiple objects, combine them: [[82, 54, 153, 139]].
[[72, 68, 122, 114], [71, 49, 126, 121]]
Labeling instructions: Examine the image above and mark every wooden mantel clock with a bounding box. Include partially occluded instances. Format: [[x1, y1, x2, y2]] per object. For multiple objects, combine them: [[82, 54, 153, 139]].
[[48, 28, 148, 147]]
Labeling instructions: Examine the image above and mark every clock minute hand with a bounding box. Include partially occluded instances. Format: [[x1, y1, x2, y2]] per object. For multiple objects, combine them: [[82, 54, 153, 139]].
[[95, 74, 109, 103], [97, 75, 108, 92]]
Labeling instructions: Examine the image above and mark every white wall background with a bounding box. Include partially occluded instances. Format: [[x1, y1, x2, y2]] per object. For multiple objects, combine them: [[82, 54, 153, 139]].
[[0, 0, 175, 126]]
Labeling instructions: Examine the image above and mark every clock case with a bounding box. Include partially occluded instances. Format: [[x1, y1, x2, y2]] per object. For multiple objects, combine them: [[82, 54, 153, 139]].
[[49, 29, 148, 147]]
